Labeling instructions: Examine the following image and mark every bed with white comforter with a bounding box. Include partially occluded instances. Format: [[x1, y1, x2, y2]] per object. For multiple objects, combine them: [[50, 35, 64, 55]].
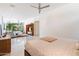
[[25, 37, 79, 56]]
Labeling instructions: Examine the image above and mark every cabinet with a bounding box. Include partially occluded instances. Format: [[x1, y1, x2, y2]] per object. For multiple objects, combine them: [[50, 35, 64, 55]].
[[26, 21, 39, 36], [0, 37, 11, 55], [26, 23, 34, 36]]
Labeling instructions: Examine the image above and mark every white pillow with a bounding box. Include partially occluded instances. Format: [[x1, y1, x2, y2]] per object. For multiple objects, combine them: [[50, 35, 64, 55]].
[[41, 36, 57, 42]]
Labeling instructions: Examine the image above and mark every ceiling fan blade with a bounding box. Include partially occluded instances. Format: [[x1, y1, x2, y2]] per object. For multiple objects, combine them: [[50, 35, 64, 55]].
[[40, 5, 50, 9], [30, 5, 38, 8]]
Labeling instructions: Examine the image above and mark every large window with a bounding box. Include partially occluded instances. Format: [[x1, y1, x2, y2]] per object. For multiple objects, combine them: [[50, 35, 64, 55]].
[[5, 23, 24, 32]]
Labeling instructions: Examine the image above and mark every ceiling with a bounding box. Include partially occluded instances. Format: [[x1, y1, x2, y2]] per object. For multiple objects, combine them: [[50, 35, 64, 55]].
[[0, 3, 67, 23]]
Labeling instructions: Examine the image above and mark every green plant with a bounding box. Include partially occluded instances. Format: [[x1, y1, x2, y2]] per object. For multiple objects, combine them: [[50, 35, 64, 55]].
[[6, 23, 24, 32], [6, 23, 18, 32]]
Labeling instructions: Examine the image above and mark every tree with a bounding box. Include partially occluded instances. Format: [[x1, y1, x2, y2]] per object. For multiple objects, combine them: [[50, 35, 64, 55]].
[[6, 23, 18, 32]]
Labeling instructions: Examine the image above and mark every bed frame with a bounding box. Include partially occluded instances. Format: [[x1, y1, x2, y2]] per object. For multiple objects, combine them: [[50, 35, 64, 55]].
[[24, 49, 31, 56]]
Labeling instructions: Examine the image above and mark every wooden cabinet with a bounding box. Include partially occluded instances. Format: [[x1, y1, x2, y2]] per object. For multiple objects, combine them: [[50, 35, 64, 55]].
[[26, 23, 34, 36], [0, 37, 11, 55], [26, 21, 39, 36]]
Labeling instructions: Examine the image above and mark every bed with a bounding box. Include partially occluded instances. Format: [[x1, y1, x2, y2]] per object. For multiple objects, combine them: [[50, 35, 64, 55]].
[[25, 37, 79, 56]]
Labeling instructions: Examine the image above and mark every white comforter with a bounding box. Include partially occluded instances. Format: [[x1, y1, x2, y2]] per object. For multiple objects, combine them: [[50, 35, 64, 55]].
[[25, 38, 79, 56]]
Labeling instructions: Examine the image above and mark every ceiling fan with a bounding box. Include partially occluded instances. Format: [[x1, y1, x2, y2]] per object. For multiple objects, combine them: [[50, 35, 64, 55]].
[[31, 3, 50, 14]]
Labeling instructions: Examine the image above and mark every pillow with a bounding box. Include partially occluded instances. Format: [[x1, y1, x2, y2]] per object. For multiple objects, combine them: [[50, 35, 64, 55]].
[[40, 36, 57, 42]]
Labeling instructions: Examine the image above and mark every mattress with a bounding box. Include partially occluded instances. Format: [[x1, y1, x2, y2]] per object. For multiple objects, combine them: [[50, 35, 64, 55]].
[[25, 38, 79, 56]]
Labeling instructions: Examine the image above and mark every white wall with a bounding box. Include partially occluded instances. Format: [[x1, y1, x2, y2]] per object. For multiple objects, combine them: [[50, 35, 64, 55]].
[[39, 4, 79, 40]]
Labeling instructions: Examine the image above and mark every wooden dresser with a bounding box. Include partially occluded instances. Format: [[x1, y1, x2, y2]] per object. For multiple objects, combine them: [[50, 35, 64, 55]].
[[0, 36, 11, 55]]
